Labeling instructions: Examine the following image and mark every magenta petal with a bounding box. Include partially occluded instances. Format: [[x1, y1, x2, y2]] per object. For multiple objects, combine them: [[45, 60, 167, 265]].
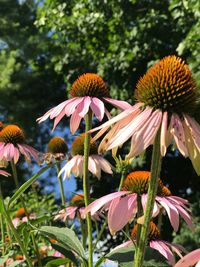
[[175, 205, 193, 230], [83, 191, 130, 217], [150, 240, 175, 266], [174, 249, 200, 267]]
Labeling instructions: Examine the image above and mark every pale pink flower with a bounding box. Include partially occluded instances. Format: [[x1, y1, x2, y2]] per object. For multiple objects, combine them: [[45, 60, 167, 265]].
[[83, 171, 192, 234], [116, 234, 184, 266], [0, 169, 10, 177], [12, 214, 36, 228], [91, 56, 200, 175], [174, 249, 200, 267], [54, 194, 100, 221], [0, 125, 38, 164], [59, 154, 112, 180], [37, 73, 131, 134]]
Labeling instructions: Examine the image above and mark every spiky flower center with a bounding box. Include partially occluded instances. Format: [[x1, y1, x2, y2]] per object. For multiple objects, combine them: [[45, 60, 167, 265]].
[[0, 125, 25, 145], [160, 186, 171, 197], [71, 194, 85, 207], [70, 73, 110, 98], [16, 207, 26, 218], [122, 171, 170, 196], [47, 136, 68, 154], [71, 134, 98, 156], [131, 221, 160, 241], [135, 56, 198, 114], [0, 122, 4, 131]]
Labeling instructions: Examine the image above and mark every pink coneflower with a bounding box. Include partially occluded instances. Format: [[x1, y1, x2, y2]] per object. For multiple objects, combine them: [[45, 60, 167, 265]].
[[115, 222, 184, 266], [83, 171, 192, 234], [0, 169, 10, 176], [37, 73, 131, 133], [59, 134, 112, 180], [0, 125, 38, 164], [91, 56, 200, 175], [54, 194, 100, 221], [12, 207, 36, 228], [174, 248, 200, 267]]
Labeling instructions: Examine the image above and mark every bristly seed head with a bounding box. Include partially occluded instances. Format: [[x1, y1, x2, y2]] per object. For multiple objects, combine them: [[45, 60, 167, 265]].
[[135, 55, 198, 114], [71, 134, 98, 156], [70, 73, 110, 98], [16, 207, 26, 218], [47, 136, 68, 154], [71, 194, 85, 208], [122, 171, 170, 196], [131, 221, 160, 241], [0, 125, 25, 145]]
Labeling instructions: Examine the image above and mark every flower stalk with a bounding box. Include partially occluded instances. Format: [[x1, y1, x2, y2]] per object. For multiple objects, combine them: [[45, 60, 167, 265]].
[[83, 109, 93, 267], [134, 129, 162, 267], [56, 162, 66, 206]]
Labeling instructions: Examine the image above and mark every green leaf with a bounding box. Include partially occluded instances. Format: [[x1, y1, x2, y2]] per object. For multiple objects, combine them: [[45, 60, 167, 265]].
[[40, 226, 86, 261], [6, 261, 23, 267], [8, 165, 51, 208], [51, 243, 78, 266], [106, 244, 135, 263], [45, 258, 71, 267]]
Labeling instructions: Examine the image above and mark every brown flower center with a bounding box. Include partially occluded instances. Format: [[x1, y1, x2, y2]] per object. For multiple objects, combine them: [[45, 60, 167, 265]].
[[131, 221, 160, 241], [135, 55, 198, 114], [122, 171, 171, 196], [71, 194, 85, 207], [70, 73, 110, 98], [0, 125, 25, 145], [71, 134, 98, 156], [16, 207, 26, 218], [47, 136, 68, 154]]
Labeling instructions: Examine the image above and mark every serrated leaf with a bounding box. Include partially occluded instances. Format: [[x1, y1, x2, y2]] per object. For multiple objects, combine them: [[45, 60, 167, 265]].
[[106, 244, 135, 263], [40, 226, 86, 261], [8, 165, 51, 208]]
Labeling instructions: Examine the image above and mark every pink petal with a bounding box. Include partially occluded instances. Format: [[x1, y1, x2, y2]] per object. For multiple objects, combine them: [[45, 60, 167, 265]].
[[175, 205, 193, 230], [70, 110, 82, 134], [64, 97, 84, 116], [174, 249, 200, 267], [90, 98, 105, 121], [66, 206, 78, 220], [127, 109, 162, 157], [83, 191, 130, 217], [78, 96, 92, 118], [0, 169, 10, 177], [108, 194, 137, 234], [113, 240, 133, 251], [150, 240, 175, 265], [91, 155, 113, 174], [88, 156, 98, 177], [170, 114, 188, 157], [142, 194, 160, 217], [160, 111, 168, 156], [52, 109, 66, 131], [156, 197, 179, 231], [103, 97, 132, 110], [59, 156, 78, 179]]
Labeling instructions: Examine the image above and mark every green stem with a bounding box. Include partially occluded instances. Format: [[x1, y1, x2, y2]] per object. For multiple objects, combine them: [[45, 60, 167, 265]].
[[134, 130, 162, 267], [56, 162, 66, 206], [136, 195, 143, 246], [80, 216, 87, 250], [94, 219, 107, 250], [0, 190, 33, 267], [118, 169, 126, 191], [83, 109, 93, 267], [0, 213, 5, 258], [31, 232, 42, 267]]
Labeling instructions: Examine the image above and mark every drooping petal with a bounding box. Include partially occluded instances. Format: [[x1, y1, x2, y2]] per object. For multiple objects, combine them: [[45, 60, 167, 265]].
[[170, 114, 188, 157], [78, 96, 92, 118], [156, 196, 179, 231], [91, 155, 113, 174], [90, 98, 105, 121], [142, 194, 160, 217], [65, 206, 78, 220], [150, 240, 175, 266], [182, 119, 200, 175], [83, 191, 130, 217], [174, 249, 200, 267], [108, 194, 137, 234], [70, 110, 82, 134], [88, 156, 98, 177], [59, 156, 78, 179], [64, 97, 84, 116], [0, 169, 10, 177], [103, 97, 132, 110], [160, 111, 168, 156], [175, 205, 193, 230], [52, 109, 66, 131]]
